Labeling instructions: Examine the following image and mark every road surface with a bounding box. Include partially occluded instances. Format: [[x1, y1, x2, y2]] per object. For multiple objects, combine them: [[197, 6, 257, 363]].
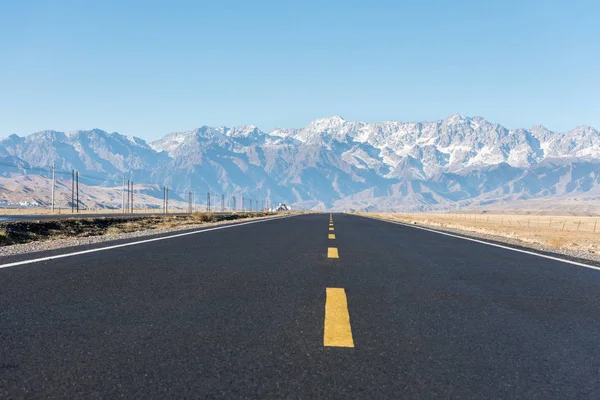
[[2, 213, 600, 398]]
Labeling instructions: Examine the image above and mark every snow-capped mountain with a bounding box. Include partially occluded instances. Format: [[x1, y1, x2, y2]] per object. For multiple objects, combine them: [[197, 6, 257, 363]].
[[1, 115, 598, 211], [0, 129, 168, 177], [279, 114, 599, 175]]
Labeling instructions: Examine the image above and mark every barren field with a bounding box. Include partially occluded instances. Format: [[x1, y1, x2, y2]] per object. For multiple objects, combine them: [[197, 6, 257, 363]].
[[360, 212, 600, 255]]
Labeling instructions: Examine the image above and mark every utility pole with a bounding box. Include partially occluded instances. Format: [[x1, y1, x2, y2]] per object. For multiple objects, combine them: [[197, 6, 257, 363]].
[[51, 163, 56, 212], [207, 192, 211, 212], [242, 197, 245, 211], [122, 176, 125, 213], [76, 171, 79, 213], [71, 169, 75, 213], [126, 180, 129, 213], [166, 187, 169, 214], [221, 194, 224, 212], [130, 181, 134, 213]]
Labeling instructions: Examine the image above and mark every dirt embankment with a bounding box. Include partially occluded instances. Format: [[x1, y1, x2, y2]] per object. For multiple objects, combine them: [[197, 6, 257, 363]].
[[0, 212, 271, 246]]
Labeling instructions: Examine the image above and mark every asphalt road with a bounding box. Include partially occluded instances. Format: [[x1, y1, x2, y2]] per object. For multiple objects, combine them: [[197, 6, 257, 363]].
[[2, 213, 600, 398]]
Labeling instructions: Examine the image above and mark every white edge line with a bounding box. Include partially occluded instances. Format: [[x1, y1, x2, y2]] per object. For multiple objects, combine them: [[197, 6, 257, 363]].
[[0, 215, 297, 269], [357, 214, 600, 272]]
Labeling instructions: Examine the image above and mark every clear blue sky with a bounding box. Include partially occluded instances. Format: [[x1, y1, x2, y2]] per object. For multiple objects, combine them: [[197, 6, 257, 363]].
[[1, 0, 599, 140]]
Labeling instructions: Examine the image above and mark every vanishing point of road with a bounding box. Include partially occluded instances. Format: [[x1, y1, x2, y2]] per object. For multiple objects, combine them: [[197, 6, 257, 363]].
[[2, 213, 600, 398]]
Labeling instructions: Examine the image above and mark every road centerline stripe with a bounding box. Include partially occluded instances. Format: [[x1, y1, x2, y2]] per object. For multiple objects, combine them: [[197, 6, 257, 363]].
[[327, 247, 339, 258], [328, 234, 335, 239], [324, 288, 354, 347], [329, 227, 334, 231]]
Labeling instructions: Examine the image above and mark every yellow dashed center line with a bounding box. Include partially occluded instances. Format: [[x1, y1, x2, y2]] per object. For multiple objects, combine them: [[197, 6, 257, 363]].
[[329, 227, 334, 231], [328, 234, 335, 239], [327, 247, 339, 258], [324, 288, 354, 347]]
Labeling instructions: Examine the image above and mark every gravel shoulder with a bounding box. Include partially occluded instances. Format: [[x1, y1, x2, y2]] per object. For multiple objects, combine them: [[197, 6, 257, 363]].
[[0, 213, 287, 259]]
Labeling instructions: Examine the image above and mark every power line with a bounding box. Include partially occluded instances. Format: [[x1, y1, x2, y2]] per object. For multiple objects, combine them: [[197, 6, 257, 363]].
[[0, 159, 278, 211]]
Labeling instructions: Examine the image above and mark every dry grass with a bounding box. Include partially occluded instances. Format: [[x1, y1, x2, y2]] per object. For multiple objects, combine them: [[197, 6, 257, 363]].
[[190, 212, 219, 223], [0, 207, 181, 216], [0, 212, 275, 246], [360, 212, 600, 254], [103, 212, 268, 234], [0, 228, 9, 245]]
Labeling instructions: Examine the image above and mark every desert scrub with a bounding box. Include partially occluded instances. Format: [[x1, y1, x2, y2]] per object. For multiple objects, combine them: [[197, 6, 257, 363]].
[[0, 212, 275, 247], [191, 212, 218, 222], [105, 224, 137, 235], [0, 228, 11, 245]]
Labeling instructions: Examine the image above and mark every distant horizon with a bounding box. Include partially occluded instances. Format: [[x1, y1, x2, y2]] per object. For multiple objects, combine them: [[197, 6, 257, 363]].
[[2, 113, 598, 141]]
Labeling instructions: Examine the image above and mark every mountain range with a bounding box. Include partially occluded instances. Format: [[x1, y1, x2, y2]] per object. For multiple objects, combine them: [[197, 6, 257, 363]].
[[1, 114, 599, 212]]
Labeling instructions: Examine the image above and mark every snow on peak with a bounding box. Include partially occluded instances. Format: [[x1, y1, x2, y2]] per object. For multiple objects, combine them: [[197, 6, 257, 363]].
[[303, 115, 344, 123], [150, 131, 191, 153], [225, 125, 262, 138], [447, 113, 466, 121]]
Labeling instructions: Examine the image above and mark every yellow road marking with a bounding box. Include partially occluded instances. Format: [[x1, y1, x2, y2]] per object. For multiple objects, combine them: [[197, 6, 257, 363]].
[[329, 227, 334, 231], [328, 234, 335, 239], [327, 247, 339, 258], [324, 288, 354, 347], [329, 223, 333, 226]]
